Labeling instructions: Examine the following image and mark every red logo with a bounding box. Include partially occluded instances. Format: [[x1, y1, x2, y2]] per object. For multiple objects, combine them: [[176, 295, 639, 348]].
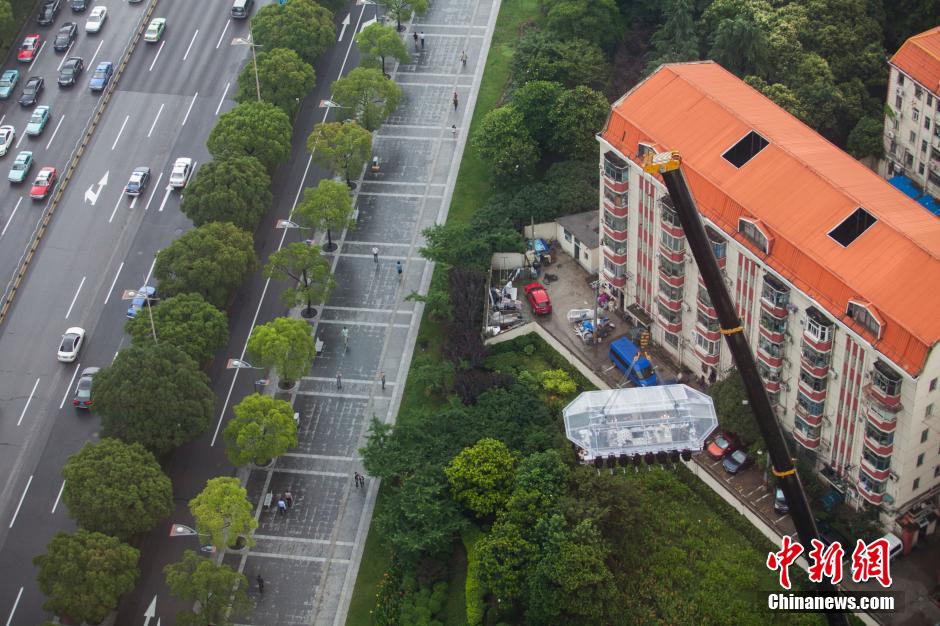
[[851, 538, 893, 588], [766, 535, 804, 589], [807, 538, 845, 584], [767, 537, 893, 588]]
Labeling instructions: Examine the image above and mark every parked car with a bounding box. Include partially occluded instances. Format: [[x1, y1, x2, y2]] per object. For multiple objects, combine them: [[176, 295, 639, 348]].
[[37, 0, 61, 26], [84, 5, 106, 32], [72, 366, 99, 408], [19, 76, 43, 106], [26, 105, 51, 136], [124, 167, 150, 196], [0, 69, 19, 98], [608, 337, 658, 387], [30, 166, 57, 199], [88, 60, 111, 91], [53, 22, 77, 51], [722, 449, 750, 474], [57, 326, 85, 362], [0, 126, 15, 156], [57, 56, 83, 86], [8, 151, 34, 183], [126, 285, 156, 318], [168, 157, 192, 188], [144, 17, 165, 42], [18, 35, 41, 62], [706, 432, 739, 461], [70, 0, 86, 11], [524, 282, 552, 315], [773, 487, 789, 515]]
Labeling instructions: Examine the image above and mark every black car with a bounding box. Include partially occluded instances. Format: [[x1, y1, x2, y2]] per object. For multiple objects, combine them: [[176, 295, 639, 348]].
[[53, 22, 76, 51], [57, 56, 82, 86], [19, 76, 43, 106], [70, 0, 86, 11], [72, 366, 99, 409], [37, 0, 60, 25], [773, 487, 789, 515]]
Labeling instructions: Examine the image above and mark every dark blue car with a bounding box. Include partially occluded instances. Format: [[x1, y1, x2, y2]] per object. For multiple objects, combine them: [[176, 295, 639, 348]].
[[722, 449, 750, 474], [89, 61, 112, 91]]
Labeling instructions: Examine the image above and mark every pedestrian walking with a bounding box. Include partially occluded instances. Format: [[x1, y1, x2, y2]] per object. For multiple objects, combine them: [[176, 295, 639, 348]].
[[358, 473, 366, 488], [460, 50, 467, 66], [257, 574, 265, 593], [396, 260, 402, 278], [413, 31, 418, 48], [451, 124, 457, 138], [353, 472, 361, 488], [452, 91, 459, 110], [372, 246, 379, 264], [336, 372, 343, 389], [420, 31, 425, 49], [380, 371, 386, 391], [341, 326, 350, 351], [277, 498, 287, 516], [284, 491, 294, 509]]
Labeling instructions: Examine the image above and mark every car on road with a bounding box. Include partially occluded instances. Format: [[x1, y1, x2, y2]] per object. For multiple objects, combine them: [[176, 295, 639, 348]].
[[0, 126, 15, 156], [84, 5, 106, 32], [126, 285, 156, 318], [706, 431, 739, 461], [30, 166, 57, 199], [38, 0, 61, 25], [19, 76, 43, 106], [57, 327, 85, 362], [72, 366, 99, 408], [70, 0, 86, 11], [169, 157, 192, 188], [722, 449, 751, 475], [8, 151, 33, 183], [144, 18, 166, 42], [18, 35, 41, 63], [773, 487, 789, 515], [0, 69, 19, 98], [26, 106, 51, 136], [53, 22, 77, 51], [524, 282, 552, 315], [124, 167, 150, 196], [58, 56, 83, 86], [88, 60, 111, 91]]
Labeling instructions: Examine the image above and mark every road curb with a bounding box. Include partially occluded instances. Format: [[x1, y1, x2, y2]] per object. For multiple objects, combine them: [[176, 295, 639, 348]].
[[0, 0, 160, 327]]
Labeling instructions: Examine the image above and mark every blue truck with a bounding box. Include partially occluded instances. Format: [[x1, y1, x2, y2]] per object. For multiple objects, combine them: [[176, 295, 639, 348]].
[[609, 337, 659, 387]]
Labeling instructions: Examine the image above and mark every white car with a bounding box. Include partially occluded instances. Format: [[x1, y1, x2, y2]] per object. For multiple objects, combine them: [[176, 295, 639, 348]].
[[58, 327, 85, 362], [168, 157, 192, 188], [85, 6, 107, 33], [0, 125, 15, 157]]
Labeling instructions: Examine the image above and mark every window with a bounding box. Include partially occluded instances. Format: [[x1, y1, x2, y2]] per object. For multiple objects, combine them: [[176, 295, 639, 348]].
[[905, 150, 914, 167], [829, 208, 876, 247], [697, 285, 713, 308], [913, 108, 920, 122], [722, 131, 769, 168], [794, 416, 821, 440], [920, 163, 926, 176], [915, 86, 923, 99], [928, 94, 934, 106], [858, 473, 886, 494], [658, 278, 683, 301], [847, 301, 882, 338], [563, 229, 572, 243], [657, 302, 681, 324], [659, 254, 684, 278], [757, 360, 781, 382], [660, 230, 684, 253], [893, 117, 900, 130], [604, 186, 628, 208], [890, 141, 897, 155], [603, 153, 628, 182], [637, 143, 656, 161], [758, 334, 783, 358], [864, 424, 894, 447], [799, 369, 827, 392], [604, 211, 627, 232], [898, 74, 905, 85], [930, 378, 937, 392], [661, 203, 682, 228], [706, 226, 727, 261], [761, 274, 790, 307], [862, 447, 890, 471], [917, 453, 925, 467], [895, 95, 903, 109], [922, 428, 930, 443], [805, 307, 833, 343], [910, 130, 917, 143], [801, 343, 831, 369], [759, 309, 787, 334], [603, 235, 627, 255], [922, 139, 929, 154], [872, 361, 902, 397], [913, 478, 920, 491], [739, 218, 770, 254], [926, 118, 931, 130], [935, 466, 940, 478], [797, 392, 825, 416], [604, 258, 626, 278], [694, 332, 719, 355], [663, 331, 679, 348]]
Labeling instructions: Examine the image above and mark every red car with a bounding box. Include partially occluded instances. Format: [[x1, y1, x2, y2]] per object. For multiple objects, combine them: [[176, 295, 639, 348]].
[[30, 166, 57, 200], [524, 282, 552, 315], [706, 431, 739, 461], [18, 35, 41, 63]]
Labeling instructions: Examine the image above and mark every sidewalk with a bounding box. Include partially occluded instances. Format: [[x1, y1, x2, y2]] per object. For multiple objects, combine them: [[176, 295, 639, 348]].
[[225, 1, 500, 625]]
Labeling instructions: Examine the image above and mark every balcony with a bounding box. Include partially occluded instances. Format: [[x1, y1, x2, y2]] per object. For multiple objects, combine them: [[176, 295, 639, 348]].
[[758, 321, 785, 345], [863, 361, 903, 412], [603, 187, 628, 218], [793, 429, 821, 450], [803, 306, 834, 352], [657, 293, 682, 312], [760, 274, 790, 318], [795, 403, 823, 427], [604, 225, 628, 242], [797, 373, 827, 403], [763, 378, 781, 394], [706, 226, 727, 270], [865, 403, 898, 432], [656, 307, 682, 334], [604, 268, 627, 289], [693, 345, 720, 367], [695, 318, 720, 342], [800, 344, 830, 378], [658, 261, 684, 288], [603, 152, 629, 193], [659, 240, 685, 264], [757, 344, 783, 369], [856, 477, 885, 505], [863, 431, 894, 457], [859, 457, 891, 483], [604, 247, 627, 266]]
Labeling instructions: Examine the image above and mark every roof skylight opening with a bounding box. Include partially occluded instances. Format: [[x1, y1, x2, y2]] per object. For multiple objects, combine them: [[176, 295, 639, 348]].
[[722, 131, 769, 168], [828, 208, 877, 247]]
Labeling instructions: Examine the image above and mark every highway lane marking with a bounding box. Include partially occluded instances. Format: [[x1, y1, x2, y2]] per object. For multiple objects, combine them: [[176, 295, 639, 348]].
[[65, 275, 86, 319], [5, 586, 23, 625], [51, 480, 66, 514], [108, 192, 123, 223], [215, 82, 230, 115], [8, 475, 32, 528], [182, 91, 198, 126], [28, 41, 45, 72], [183, 29, 199, 61], [1, 197, 22, 237], [143, 172, 162, 210], [216, 19, 230, 49], [45, 115, 65, 149], [104, 260, 123, 304], [14, 129, 24, 149], [144, 257, 156, 284], [147, 103, 164, 137], [88, 39, 104, 70], [111, 114, 130, 150], [129, 196, 137, 209], [112, 350, 118, 362], [148, 39, 165, 72], [157, 186, 172, 212], [57, 43, 73, 71], [17, 378, 40, 426], [59, 362, 81, 409]]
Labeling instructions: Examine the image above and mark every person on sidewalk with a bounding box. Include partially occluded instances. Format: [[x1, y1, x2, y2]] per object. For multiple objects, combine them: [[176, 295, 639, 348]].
[[341, 326, 350, 351], [460, 50, 467, 66], [396, 261, 402, 278], [372, 246, 379, 264], [336, 372, 343, 389], [277, 498, 287, 516], [451, 124, 457, 138], [420, 31, 425, 48], [413, 31, 418, 49], [452, 91, 459, 110], [284, 491, 294, 509], [257, 575, 265, 594], [380, 371, 386, 391], [353, 472, 361, 488]]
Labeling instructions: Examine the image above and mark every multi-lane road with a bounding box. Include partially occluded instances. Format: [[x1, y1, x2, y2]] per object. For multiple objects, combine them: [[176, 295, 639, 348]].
[[0, 0, 368, 622]]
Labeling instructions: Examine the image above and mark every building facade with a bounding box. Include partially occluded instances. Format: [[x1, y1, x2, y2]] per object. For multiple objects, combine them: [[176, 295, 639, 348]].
[[881, 26, 940, 201], [598, 62, 940, 534]]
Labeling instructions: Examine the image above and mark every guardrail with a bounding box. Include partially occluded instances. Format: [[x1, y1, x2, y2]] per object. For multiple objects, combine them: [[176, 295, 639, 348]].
[[0, 0, 160, 327]]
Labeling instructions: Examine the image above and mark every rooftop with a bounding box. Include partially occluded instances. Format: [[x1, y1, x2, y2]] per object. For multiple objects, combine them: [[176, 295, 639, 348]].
[[890, 26, 940, 97], [601, 61, 940, 376], [556, 211, 600, 249]]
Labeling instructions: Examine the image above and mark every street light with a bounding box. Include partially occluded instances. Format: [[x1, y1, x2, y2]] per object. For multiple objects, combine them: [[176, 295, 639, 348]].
[[231, 22, 262, 102], [121, 288, 157, 344], [169, 523, 215, 555], [226, 359, 270, 393]]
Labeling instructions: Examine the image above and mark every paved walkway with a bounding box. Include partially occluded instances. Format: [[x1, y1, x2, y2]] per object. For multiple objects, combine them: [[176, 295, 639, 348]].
[[224, 1, 500, 625]]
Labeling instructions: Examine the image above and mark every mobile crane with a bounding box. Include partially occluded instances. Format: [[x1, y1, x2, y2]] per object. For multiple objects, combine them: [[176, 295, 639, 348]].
[[642, 150, 848, 626]]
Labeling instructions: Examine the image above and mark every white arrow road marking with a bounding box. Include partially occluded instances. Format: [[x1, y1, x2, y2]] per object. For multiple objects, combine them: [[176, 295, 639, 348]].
[[147, 103, 164, 137], [360, 16, 377, 30], [182, 91, 197, 126], [84, 171, 109, 204], [143, 595, 157, 626], [108, 192, 123, 223], [183, 29, 199, 61], [60, 363, 81, 409], [157, 186, 172, 212], [1, 197, 22, 237], [17, 377, 39, 426], [149, 40, 165, 72], [338, 13, 350, 40], [216, 19, 230, 49], [46, 115, 65, 149], [144, 172, 163, 210]]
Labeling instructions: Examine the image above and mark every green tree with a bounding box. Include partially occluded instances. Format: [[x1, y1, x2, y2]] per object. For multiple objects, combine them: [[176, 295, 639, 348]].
[[538, 369, 577, 396], [745, 76, 810, 122], [378, 0, 429, 32], [224, 394, 298, 466], [251, 0, 336, 65], [154, 221, 256, 309], [247, 316, 317, 386], [471, 106, 539, 185], [355, 22, 410, 75], [307, 120, 373, 186], [165, 551, 254, 626], [207, 101, 292, 172], [511, 32, 609, 90], [444, 438, 515, 518], [236, 47, 316, 120], [509, 80, 564, 147], [790, 53, 844, 140], [419, 221, 523, 273], [548, 86, 609, 158], [404, 266, 453, 321], [708, 14, 770, 77], [34, 530, 139, 625], [408, 352, 455, 397], [0, 0, 14, 49], [645, 0, 699, 72], [96, 343, 216, 456], [62, 439, 172, 540], [125, 293, 229, 366], [295, 178, 356, 251], [846, 115, 884, 160], [189, 477, 258, 549], [709, 371, 764, 448], [330, 67, 402, 131], [476, 520, 535, 601], [264, 242, 334, 316], [545, 0, 622, 52], [180, 156, 272, 231]]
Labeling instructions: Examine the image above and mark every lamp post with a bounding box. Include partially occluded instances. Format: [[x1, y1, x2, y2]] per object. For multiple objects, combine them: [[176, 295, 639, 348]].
[[226, 359, 269, 393], [231, 24, 262, 102], [169, 523, 215, 555], [121, 288, 158, 344]]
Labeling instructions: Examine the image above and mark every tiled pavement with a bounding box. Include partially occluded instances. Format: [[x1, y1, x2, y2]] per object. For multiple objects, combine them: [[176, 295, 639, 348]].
[[228, 1, 501, 624]]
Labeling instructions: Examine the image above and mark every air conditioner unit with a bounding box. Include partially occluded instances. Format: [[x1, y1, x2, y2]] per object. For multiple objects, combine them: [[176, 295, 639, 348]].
[[887, 131, 895, 140]]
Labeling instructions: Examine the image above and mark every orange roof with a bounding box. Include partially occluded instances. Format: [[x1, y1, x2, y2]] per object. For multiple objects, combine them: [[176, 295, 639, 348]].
[[890, 26, 940, 96], [602, 61, 940, 376]]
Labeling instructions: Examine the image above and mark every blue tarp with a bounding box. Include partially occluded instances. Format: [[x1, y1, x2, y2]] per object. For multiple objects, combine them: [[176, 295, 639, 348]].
[[917, 194, 940, 216], [888, 175, 940, 217]]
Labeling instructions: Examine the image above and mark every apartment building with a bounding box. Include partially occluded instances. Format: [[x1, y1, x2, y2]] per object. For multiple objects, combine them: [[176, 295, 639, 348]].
[[597, 61, 940, 534], [882, 25, 940, 202]]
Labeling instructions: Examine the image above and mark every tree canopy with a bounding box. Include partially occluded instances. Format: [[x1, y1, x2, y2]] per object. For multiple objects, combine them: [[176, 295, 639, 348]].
[[207, 101, 292, 172], [247, 316, 317, 385], [164, 550, 254, 626], [444, 438, 516, 518], [95, 343, 216, 456], [294, 178, 356, 249], [62, 439, 173, 540], [419, 221, 524, 273], [224, 393, 298, 466], [355, 23, 410, 75], [180, 156, 272, 231], [190, 477, 258, 549], [154, 221, 257, 309], [331, 67, 402, 131], [471, 106, 539, 185], [548, 85, 609, 158], [251, 0, 336, 65], [545, 0, 622, 52], [307, 121, 373, 185], [236, 47, 316, 120], [511, 32, 608, 90], [377, 0, 428, 32], [264, 242, 334, 313], [709, 371, 765, 448], [125, 293, 229, 366]]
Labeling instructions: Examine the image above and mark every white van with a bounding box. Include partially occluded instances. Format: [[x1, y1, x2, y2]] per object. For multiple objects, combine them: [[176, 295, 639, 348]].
[[231, 0, 253, 19], [883, 533, 903, 560]]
